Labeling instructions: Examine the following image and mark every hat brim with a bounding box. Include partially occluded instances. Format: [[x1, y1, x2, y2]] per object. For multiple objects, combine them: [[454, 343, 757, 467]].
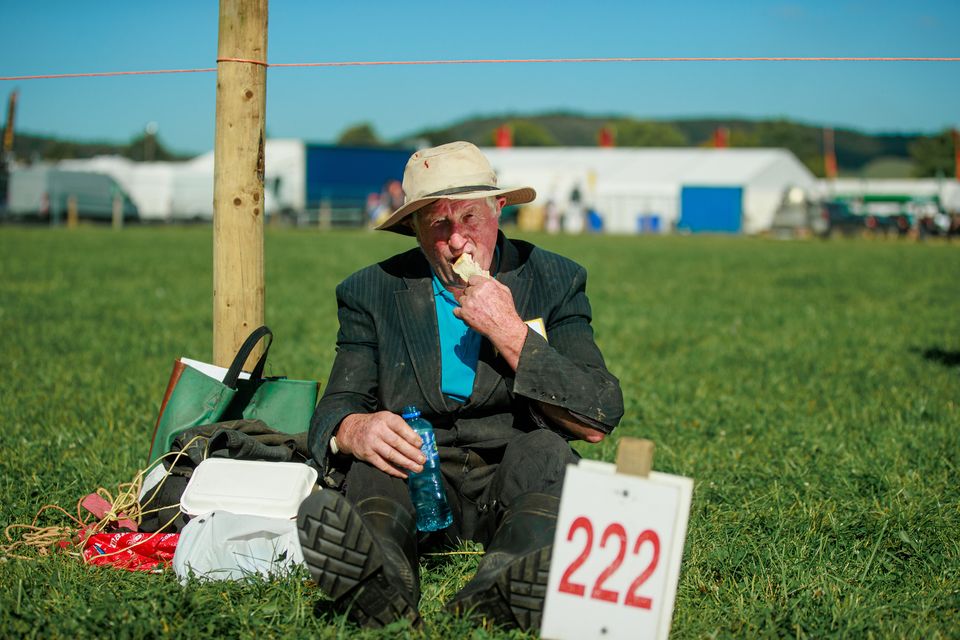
[[375, 186, 537, 236]]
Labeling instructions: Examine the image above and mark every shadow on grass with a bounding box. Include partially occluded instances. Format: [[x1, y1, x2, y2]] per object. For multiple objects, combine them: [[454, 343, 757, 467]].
[[913, 347, 960, 368], [312, 599, 338, 617]]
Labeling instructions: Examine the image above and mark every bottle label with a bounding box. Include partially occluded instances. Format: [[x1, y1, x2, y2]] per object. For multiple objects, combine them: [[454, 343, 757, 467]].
[[420, 430, 440, 466]]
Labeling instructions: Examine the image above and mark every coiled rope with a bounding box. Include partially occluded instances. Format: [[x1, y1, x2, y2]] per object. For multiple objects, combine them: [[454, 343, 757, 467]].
[[1, 435, 208, 564]]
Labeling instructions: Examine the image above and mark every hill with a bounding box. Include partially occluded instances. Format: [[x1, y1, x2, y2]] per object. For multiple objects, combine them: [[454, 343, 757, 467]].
[[0, 129, 191, 163], [397, 113, 943, 178]]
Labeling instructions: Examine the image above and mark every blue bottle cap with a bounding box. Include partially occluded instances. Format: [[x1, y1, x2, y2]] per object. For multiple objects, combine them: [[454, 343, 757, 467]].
[[400, 405, 420, 419]]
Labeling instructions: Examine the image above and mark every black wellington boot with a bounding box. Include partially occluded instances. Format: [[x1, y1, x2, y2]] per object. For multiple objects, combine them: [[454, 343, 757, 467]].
[[297, 491, 421, 629], [447, 493, 559, 631]]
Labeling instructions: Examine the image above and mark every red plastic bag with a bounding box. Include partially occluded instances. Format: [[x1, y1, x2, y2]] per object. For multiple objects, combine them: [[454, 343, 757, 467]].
[[82, 531, 179, 572]]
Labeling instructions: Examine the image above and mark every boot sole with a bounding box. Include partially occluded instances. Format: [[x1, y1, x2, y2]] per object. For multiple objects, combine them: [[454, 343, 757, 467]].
[[451, 545, 552, 631], [297, 490, 420, 628]]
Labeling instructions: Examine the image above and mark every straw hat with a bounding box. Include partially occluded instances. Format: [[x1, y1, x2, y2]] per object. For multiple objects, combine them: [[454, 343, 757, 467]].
[[376, 141, 536, 235]]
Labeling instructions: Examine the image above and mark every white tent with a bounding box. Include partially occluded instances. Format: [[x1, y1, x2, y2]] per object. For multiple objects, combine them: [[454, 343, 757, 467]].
[[482, 147, 816, 234], [175, 139, 305, 218], [262, 139, 306, 213], [55, 139, 303, 221], [169, 154, 216, 220]]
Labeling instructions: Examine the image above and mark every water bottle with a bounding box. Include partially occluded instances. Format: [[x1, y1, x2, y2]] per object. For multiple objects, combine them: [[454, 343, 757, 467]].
[[402, 405, 453, 532]]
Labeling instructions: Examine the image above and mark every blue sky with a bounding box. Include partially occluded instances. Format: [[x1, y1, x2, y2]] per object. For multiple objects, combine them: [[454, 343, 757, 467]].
[[1, 0, 958, 155]]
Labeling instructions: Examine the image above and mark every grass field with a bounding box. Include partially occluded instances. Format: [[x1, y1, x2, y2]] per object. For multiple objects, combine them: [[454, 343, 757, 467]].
[[1, 226, 958, 639]]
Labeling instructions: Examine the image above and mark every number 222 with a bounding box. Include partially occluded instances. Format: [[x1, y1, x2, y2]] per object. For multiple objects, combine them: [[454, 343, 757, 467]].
[[557, 516, 660, 609]]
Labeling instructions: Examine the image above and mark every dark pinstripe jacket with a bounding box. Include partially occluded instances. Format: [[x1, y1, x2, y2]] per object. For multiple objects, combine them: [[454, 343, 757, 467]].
[[308, 231, 624, 475]]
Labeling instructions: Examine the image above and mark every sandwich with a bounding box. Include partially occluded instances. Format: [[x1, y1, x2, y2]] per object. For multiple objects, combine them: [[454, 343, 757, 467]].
[[452, 253, 490, 282]]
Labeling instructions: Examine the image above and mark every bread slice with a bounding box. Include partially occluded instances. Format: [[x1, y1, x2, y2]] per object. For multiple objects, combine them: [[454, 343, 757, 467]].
[[452, 253, 490, 281]]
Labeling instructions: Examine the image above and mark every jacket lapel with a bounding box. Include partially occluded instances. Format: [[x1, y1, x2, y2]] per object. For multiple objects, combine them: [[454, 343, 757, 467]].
[[396, 259, 447, 415]]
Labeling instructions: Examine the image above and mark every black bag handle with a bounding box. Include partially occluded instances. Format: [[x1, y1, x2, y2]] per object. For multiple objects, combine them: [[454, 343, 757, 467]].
[[223, 325, 273, 388]]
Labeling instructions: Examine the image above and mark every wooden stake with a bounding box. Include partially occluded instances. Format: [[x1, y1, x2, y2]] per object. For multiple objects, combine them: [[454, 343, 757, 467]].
[[112, 194, 123, 230], [212, 0, 268, 368], [615, 437, 655, 478], [318, 199, 331, 230], [66, 195, 78, 228]]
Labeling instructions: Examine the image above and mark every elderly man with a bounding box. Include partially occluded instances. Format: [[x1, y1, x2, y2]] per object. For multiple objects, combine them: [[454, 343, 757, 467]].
[[297, 141, 623, 631]]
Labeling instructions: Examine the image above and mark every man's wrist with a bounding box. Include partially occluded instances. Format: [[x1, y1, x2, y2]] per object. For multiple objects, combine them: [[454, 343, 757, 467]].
[[331, 414, 359, 457], [494, 319, 530, 371], [329, 418, 347, 456]]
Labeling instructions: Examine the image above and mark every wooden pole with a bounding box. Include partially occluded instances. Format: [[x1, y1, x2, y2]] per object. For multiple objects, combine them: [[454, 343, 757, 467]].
[[66, 195, 78, 228], [615, 437, 655, 478], [212, 0, 268, 369], [318, 199, 331, 230], [2, 90, 17, 156], [112, 194, 123, 230]]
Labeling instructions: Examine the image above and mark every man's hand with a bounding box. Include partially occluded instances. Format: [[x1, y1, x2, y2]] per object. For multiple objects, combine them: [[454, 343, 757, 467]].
[[538, 402, 607, 443], [335, 411, 426, 479], [453, 276, 528, 370]]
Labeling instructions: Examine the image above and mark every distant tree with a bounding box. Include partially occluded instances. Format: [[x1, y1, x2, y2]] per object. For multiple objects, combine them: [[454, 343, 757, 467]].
[[690, 120, 830, 175], [614, 120, 686, 147], [859, 157, 916, 179], [727, 128, 760, 147], [46, 141, 75, 161], [122, 132, 179, 162], [489, 120, 558, 147], [749, 119, 824, 176], [909, 130, 956, 177], [337, 123, 382, 147]]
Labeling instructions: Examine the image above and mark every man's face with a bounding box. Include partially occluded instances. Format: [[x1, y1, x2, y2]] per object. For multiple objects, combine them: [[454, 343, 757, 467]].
[[413, 196, 503, 288]]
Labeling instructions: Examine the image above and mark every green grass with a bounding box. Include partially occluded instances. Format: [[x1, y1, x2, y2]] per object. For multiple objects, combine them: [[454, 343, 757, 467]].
[[1, 226, 958, 639]]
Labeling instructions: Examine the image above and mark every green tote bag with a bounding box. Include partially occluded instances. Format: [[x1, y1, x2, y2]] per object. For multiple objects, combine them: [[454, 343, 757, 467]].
[[148, 326, 319, 464]]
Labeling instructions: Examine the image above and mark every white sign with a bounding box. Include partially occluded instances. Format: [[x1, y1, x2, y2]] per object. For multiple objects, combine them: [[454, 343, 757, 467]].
[[540, 460, 693, 640]]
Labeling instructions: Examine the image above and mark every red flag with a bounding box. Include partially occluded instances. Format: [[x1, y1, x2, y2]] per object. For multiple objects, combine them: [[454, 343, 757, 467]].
[[495, 125, 513, 148], [712, 127, 729, 148], [953, 128, 959, 182], [823, 127, 838, 179], [598, 126, 615, 148]]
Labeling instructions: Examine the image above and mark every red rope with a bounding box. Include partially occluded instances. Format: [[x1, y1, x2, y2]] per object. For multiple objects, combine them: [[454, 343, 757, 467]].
[[3, 56, 958, 81], [0, 68, 217, 81], [271, 56, 960, 67]]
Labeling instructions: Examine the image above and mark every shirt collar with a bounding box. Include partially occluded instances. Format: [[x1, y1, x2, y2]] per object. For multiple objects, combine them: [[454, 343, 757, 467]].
[[431, 270, 458, 304]]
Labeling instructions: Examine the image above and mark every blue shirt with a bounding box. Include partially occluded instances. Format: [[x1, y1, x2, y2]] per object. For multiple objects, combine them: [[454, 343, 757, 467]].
[[432, 272, 481, 402]]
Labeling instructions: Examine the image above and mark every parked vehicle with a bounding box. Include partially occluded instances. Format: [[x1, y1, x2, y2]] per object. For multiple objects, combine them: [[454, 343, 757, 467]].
[[819, 194, 942, 239], [6, 165, 138, 223], [819, 200, 865, 237]]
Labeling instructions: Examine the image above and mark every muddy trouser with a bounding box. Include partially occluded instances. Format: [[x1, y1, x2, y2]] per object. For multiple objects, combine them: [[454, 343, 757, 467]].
[[343, 429, 578, 549]]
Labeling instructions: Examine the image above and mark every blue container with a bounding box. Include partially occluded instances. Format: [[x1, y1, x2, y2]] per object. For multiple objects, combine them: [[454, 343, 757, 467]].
[[587, 209, 603, 232], [678, 186, 743, 233], [402, 405, 453, 532], [637, 214, 662, 234]]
